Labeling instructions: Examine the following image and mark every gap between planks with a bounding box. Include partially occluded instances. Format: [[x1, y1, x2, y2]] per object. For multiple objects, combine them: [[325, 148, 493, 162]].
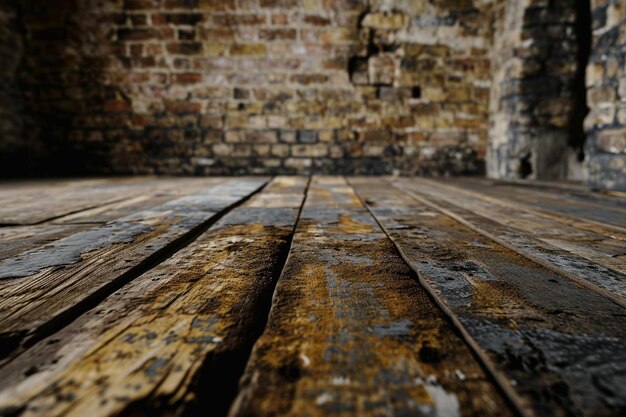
[[346, 177, 529, 417], [0, 176, 310, 417], [0, 178, 269, 361], [350, 177, 626, 417], [394, 178, 626, 309]]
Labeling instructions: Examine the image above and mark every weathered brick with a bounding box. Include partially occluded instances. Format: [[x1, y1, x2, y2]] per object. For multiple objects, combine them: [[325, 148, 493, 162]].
[[198, 0, 235, 11], [298, 129, 317, 143], [229, 43, 267, 56], [213, 14, 266, 26], [173, 73, 202, 84], [166, 42, 202, 55], [7, 0, 497, 178], [152, 13, 203, 25], [124, 0, 160, 10], [117, 28, 163, 41], [259, 29, 297, 41], [361, 12, 409, 30]]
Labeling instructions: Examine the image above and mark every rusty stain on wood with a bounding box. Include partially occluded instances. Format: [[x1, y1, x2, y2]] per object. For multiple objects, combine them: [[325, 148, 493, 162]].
[[0, 177, 307, 417], [229, 177, 511, 417], [350, 177, 626, 417], [0, 176, 623, 417]]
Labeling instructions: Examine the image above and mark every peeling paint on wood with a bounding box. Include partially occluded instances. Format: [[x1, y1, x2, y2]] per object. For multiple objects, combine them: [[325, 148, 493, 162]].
[[230, 177, 511, 417], [350, 177, 626, 417], [0, 178, 268, 357], [0, 176, 624, 417], [394, 178, 626, 304], [0, 177, 307, 417]]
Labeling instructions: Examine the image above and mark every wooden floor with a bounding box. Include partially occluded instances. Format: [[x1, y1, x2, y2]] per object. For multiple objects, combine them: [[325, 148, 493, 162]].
[[0, 176, 624, 417]]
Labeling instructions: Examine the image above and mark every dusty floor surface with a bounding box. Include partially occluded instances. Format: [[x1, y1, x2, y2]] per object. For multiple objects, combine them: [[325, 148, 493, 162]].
[[0, 176, 624, 417]]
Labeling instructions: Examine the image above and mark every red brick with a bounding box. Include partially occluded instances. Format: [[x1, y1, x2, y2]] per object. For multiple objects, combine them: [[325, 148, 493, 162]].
[[173, 73, 203, 84]]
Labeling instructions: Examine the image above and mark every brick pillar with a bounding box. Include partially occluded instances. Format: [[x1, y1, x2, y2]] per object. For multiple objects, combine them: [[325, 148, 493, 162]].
[[585, 0, 626, 191]]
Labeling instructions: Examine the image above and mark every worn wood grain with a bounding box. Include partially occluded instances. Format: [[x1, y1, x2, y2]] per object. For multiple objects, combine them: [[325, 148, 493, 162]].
[[413, 179, 626, 256], [0, 179, 114, 200], [51, 178, 222, 225], [0, 178, 162, 225], [437, 178, 626, 235], [0, 176, 623, 417], [0, 178, 267, 356], [0, 224, 94, 262], [0, 179, 222, 261], [394, 178, 626, 303], [351, 177, 626, 417], [471, 178, 626, 211], [230, 177, 512, 417], [0, 177, 307, 417]]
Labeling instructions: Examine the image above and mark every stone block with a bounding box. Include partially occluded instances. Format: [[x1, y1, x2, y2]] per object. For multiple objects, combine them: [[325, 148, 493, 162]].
[[596, 129, 626, 154]]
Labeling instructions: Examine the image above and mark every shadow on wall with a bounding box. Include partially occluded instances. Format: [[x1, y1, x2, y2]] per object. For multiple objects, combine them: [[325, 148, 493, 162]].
[[1, 0, 495, 177], [1, 0, 111, 177], [570, 0, 592, 164], [0, 0, 29, 177], [524, 0, 592, 178], [488, 0, 592, 182]]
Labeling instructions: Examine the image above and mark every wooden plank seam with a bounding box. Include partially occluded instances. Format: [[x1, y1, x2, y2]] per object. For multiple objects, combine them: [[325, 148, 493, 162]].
[[0, 179, 270, 361], [393, 181, 626, 310], [347, 178, 530, 417]]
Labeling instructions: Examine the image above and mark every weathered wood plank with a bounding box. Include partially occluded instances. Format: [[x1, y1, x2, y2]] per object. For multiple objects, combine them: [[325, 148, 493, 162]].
[[0, 177, 162, 225], [422, 178, 626, 263], [351, 177, 626, 417], [461, 177, 626, 207], [0, 179, 222, 261], [0, 178, 267, 356], [438, 178, 626, 234], [0, 176, 307, 417], [395, 178, 626, 303], [0, 178, 115, 199], [51, 178, 222, 225], [0, 224, 93, 262], [229, 177, 513, 417]]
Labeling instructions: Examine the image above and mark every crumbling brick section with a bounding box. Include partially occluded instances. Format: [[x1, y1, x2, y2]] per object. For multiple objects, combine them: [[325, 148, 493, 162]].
[[585, 0, 626, 190], [13, 0, 492, 176]]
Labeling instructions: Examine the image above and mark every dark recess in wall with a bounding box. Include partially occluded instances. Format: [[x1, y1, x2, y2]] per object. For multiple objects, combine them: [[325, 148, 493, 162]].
[[570, 0, 592, 161], [1, 0, 107, 178]]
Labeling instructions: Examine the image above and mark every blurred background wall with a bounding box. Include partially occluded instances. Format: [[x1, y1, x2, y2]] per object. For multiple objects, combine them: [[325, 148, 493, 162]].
[[0, 0, 624, 190]]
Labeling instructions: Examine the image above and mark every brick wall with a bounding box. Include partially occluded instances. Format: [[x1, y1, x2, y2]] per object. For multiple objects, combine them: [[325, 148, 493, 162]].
[[585, 0, 626, 190], [14, 0, 492, 176], [488, 0, 588, 180]]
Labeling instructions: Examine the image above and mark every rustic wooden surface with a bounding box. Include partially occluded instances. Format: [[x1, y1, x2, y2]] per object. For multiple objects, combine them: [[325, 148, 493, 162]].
[[0, 178, 267, 358], [0, 176, 624, 417], [395, 178, 626, 304], [230, 177, 511, 417], [350, 178, 626, 417]]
